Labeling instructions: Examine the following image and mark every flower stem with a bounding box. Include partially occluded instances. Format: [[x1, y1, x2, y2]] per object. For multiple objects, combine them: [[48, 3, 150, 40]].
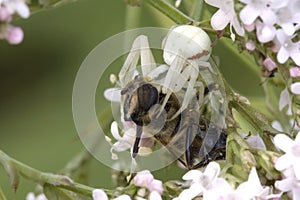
[[0, 150, 95, 196], [145, 0, 193, 24]]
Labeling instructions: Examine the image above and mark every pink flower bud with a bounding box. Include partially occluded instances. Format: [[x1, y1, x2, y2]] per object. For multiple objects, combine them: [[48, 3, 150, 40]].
[[134, 170, 154, 187], [263, 57, 277, 71], [6, 26, 24, 44], [0, 7, 12, 21], [245, 41, 255, 51], [244, 23, 255, 32], [291, 82, 300, 95], [290, 67, 300, 78]]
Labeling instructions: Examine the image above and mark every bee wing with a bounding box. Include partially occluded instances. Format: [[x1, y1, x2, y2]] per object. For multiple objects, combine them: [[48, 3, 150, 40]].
[[104, 88, 121, 102]]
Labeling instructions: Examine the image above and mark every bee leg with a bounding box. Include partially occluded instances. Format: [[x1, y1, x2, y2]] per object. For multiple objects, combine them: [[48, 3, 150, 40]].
[[185, 126, 194, 169], [132, 125, 143, 158]]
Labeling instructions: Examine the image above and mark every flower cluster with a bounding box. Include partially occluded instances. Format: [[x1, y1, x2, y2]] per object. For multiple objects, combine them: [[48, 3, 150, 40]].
[[205, 0, 300, 75], [274, 133, 300, 199], [173, 162, 280, 200], [0, 0, 30, 44], [92, 170, 163, 200]]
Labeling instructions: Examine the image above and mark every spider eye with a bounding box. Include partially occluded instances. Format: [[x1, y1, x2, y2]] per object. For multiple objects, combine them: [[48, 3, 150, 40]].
[[137, 84, 158, 111]]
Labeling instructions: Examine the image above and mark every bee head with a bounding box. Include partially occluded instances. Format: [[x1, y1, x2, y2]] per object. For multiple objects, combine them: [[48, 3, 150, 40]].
[[122, 81, 159, 126]]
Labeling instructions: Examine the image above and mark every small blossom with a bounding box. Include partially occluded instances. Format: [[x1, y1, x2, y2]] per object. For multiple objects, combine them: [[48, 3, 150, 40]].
[[6, 25, 23, 44], [134, 170, 163, 195], [174, 162, 221, 200], [204, 0, 244, 37], [263, 57, 277, 71], [274, 133, 300, 180], [256, 21, 276, 43], [276, 29, 300, 66], [275, 167, 300, 200], [290, 67, 300, 78], [134, 170, 154, 188], [245, 41, 256, 51], [291, 82, 300, 95], [26, 193, 48, 200], [92, 189, 108, 200], [239, 0, 282, 26]]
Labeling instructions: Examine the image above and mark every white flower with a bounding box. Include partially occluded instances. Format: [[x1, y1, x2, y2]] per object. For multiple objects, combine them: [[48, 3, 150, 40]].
[[276, 29, 300, 66], [291, 82, 300, 95], [92, 189, 108, 200], [239, 0, 285, 26], [174, 161, 221, 200], [26, 192, 48, 200], [1, 0, 30, 19], [274, 133, 300, 180], [204, 167, 280, 200], [134, 170, 163, 195], [204, 0, 244, 38], [255, 20, 276, 43], [275, 1, 300, 36], [275, 167, 300, 200], [113, 194, 131, 200]]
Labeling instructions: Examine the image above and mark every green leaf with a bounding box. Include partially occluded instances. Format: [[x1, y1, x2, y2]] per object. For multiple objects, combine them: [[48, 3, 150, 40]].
[[0, 185, 8, 200], [44, 184, 92, 200]]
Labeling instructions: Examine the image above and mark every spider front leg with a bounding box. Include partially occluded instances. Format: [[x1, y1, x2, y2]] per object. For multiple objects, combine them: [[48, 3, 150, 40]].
[[118, 35, 156, 86]]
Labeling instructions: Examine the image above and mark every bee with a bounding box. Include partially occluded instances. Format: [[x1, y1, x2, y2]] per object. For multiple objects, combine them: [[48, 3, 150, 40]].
[[121, 76, 227, 169]]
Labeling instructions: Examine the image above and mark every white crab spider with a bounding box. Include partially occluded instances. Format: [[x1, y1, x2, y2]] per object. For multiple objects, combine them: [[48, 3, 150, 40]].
[[118, 25, 213, 118]]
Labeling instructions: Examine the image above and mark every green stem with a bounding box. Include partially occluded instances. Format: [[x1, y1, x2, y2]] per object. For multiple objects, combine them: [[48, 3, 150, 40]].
[[0, 150, 95, 196], [0, 186, 7, 200], [189, 0, 203, 21], [145, 0, 193, 24]]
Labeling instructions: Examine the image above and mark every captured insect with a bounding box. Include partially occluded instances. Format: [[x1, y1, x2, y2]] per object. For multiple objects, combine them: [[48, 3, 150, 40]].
[[121, 76, 227, 169], [106, 25, 227, 169]]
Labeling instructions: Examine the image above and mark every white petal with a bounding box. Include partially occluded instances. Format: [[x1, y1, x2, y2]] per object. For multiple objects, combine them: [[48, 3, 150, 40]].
[[178, 183, 202, 200], [203, 161, 220, 181], [276, 29, 287, 44], [112, 141, 131, 152], [239, 6, 259, 25], [36, 194, 47, 200], [203, 0, 222, 8], [104, 88, 121, 102], [279, 88, 291, 111], [291, 51, 300, 66], [275, 178, 294, 192], [182, 170, 202, 180], [231, 16, 245, 36], [275, 154, 293, 171], [93, 189, 108, 200], [260, 10, 276, 25], [257, 24, 276, 43], [293, 159, 300, 180], [16, 2, 30, 18], [26, 193, 36, 200], [281, 23, 296, 36], [211, 9, 230, 30], [277, 47, 289, 64], [149, 191, 162, 200], [274, 134, 294, 152], [291, 82, 300, 95], [111, 121, 122, 140]]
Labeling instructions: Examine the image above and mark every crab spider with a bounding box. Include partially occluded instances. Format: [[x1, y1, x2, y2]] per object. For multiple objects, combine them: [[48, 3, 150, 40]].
[[119, 25, 213, 118]]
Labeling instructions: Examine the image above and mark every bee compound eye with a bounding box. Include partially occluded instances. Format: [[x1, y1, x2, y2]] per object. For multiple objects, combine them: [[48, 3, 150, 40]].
[[137, 84, 158, 111]]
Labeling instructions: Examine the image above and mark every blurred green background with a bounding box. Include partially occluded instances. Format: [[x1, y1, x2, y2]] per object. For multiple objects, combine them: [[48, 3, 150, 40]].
[[0, 0, 263, 199]]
